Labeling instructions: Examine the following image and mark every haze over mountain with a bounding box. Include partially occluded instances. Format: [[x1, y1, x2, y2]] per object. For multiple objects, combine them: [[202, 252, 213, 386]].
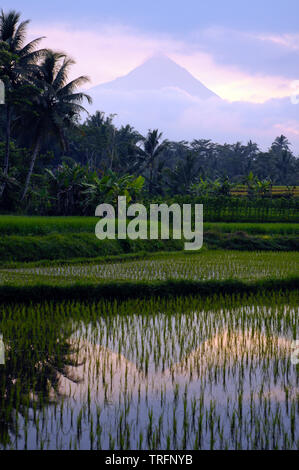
[[91, 55, 219, 99], [88, 55, 299, 152]]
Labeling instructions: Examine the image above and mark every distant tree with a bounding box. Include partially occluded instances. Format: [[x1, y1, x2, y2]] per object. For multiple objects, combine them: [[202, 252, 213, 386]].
[[114, 124, 144, 174], [190, 139, 216, 179], [270, 135, 295, 184], [165, 151, 198, 194], [271, 135, 290, 153], [139, 129, 169, 194], [68, 111, 119, 171]]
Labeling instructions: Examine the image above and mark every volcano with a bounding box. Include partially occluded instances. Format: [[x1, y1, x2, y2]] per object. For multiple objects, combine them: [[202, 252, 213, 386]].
[[89, 54, 218, 99]]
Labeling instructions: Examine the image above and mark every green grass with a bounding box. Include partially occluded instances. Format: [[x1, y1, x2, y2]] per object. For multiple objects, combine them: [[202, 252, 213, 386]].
[[0, 215, 98, 235], [0, 216, 298, 265], [0, 233, 184, 263], [0, 229, 298, 265], [204, 231, 299, 251], [0, 215, 298, 236], [204, 222, 299, 235]]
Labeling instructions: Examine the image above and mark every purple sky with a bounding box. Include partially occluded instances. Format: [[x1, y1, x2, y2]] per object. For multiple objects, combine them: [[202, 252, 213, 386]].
[[3, 1, 299, 150]]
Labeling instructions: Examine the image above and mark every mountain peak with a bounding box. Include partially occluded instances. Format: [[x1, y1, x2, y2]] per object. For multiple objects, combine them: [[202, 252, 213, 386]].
[[140, 53, 180, 66], [92, 55, 218, 99]]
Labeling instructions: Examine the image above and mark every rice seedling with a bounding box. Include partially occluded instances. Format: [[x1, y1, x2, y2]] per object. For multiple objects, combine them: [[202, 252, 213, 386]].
[[0, 291, 297, 450], [2, 250, 298, 285]]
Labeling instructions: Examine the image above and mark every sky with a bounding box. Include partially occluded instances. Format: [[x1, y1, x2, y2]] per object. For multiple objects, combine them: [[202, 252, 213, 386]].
[[2, 1, 299, 150]]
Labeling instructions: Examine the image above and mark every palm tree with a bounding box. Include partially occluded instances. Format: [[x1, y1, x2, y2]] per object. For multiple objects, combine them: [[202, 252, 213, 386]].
[[20, 50, 92, 201], [114, 124, 144, 174], [139, 129, 169, 194], [270, 135, 294, 184], [271, 135, 290, 153], [0, 9, 45, 198], [165, 151, 198, 195]]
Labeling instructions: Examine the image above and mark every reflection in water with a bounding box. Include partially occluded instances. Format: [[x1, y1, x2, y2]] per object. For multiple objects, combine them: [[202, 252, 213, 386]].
[[0, 315, 78, 449], [0, 334, 4, 364], [0, 297, 298, 450]]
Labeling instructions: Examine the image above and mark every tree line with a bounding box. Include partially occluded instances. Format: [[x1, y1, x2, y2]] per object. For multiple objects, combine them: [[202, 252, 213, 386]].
[[0, 9, 298, 215]]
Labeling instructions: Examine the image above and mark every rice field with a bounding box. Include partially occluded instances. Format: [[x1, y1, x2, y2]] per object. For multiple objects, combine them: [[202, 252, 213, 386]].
[[0, 217, 298, 450], [0, 293, 298, 450], [1, 251, 298, 285]]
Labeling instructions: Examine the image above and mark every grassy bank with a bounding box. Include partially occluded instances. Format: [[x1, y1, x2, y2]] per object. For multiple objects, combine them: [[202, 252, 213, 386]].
[[0, 230, 298, 264], [0, 216, 298, 264], [0, 233, 185, 263], [0, 215, 299, 235]]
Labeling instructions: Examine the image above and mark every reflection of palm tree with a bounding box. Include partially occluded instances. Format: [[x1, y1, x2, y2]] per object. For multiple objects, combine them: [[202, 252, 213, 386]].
[[0, 317, 80, 448], [0, 333, 4, 364]]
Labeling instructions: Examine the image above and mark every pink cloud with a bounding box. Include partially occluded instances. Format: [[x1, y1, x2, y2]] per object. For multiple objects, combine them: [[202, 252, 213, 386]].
[[28, 22, 294, 103]]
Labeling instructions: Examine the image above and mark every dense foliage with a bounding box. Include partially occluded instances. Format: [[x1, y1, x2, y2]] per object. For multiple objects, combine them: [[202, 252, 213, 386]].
[[0, 9, 299, 216]]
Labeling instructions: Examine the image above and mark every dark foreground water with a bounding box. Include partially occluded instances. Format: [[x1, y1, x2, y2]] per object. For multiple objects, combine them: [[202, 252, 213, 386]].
[[0, 295, 298, 450]]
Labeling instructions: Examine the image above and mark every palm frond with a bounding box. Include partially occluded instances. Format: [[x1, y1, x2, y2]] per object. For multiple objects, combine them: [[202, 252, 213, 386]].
[[11, 19, 30, 50], [52, 56, 75, 91], [60, 92, 92, 105], [41, 50, 66, 84], [57, 75, 90, 96], [60, 102, 90, 115], [0, 10, 21, 42], [18, 38, 45, 59]]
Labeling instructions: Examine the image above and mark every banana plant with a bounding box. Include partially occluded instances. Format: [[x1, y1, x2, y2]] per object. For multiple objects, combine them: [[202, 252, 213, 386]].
[[254, 178, 272, 197], [82, 170, 145, 209], [45, 161, 94, 214]]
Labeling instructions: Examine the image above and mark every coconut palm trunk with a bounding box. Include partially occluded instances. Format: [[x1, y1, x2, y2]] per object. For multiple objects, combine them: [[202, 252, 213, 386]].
[[141, 130, 169, 195], [0, 9, 46, 198], [20, 51, 91, 201], [0, 105, 12, 198], [149, 161, 154, 195], [21, 135, 41, 201]]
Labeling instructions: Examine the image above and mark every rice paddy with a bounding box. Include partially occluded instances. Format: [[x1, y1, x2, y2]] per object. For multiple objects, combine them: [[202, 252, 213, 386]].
[[1, 251, 298, 285], [0, 216, 298, 450], [0, 292, 298, 450]]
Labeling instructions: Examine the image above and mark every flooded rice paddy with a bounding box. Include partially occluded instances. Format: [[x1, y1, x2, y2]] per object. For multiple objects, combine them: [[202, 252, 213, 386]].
[[0, 293, 298, 450], [1, 251, 299, 284]]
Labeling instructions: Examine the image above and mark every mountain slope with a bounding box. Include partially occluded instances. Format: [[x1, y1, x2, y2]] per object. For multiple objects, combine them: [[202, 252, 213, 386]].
[[90, 55, 218, 99]]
